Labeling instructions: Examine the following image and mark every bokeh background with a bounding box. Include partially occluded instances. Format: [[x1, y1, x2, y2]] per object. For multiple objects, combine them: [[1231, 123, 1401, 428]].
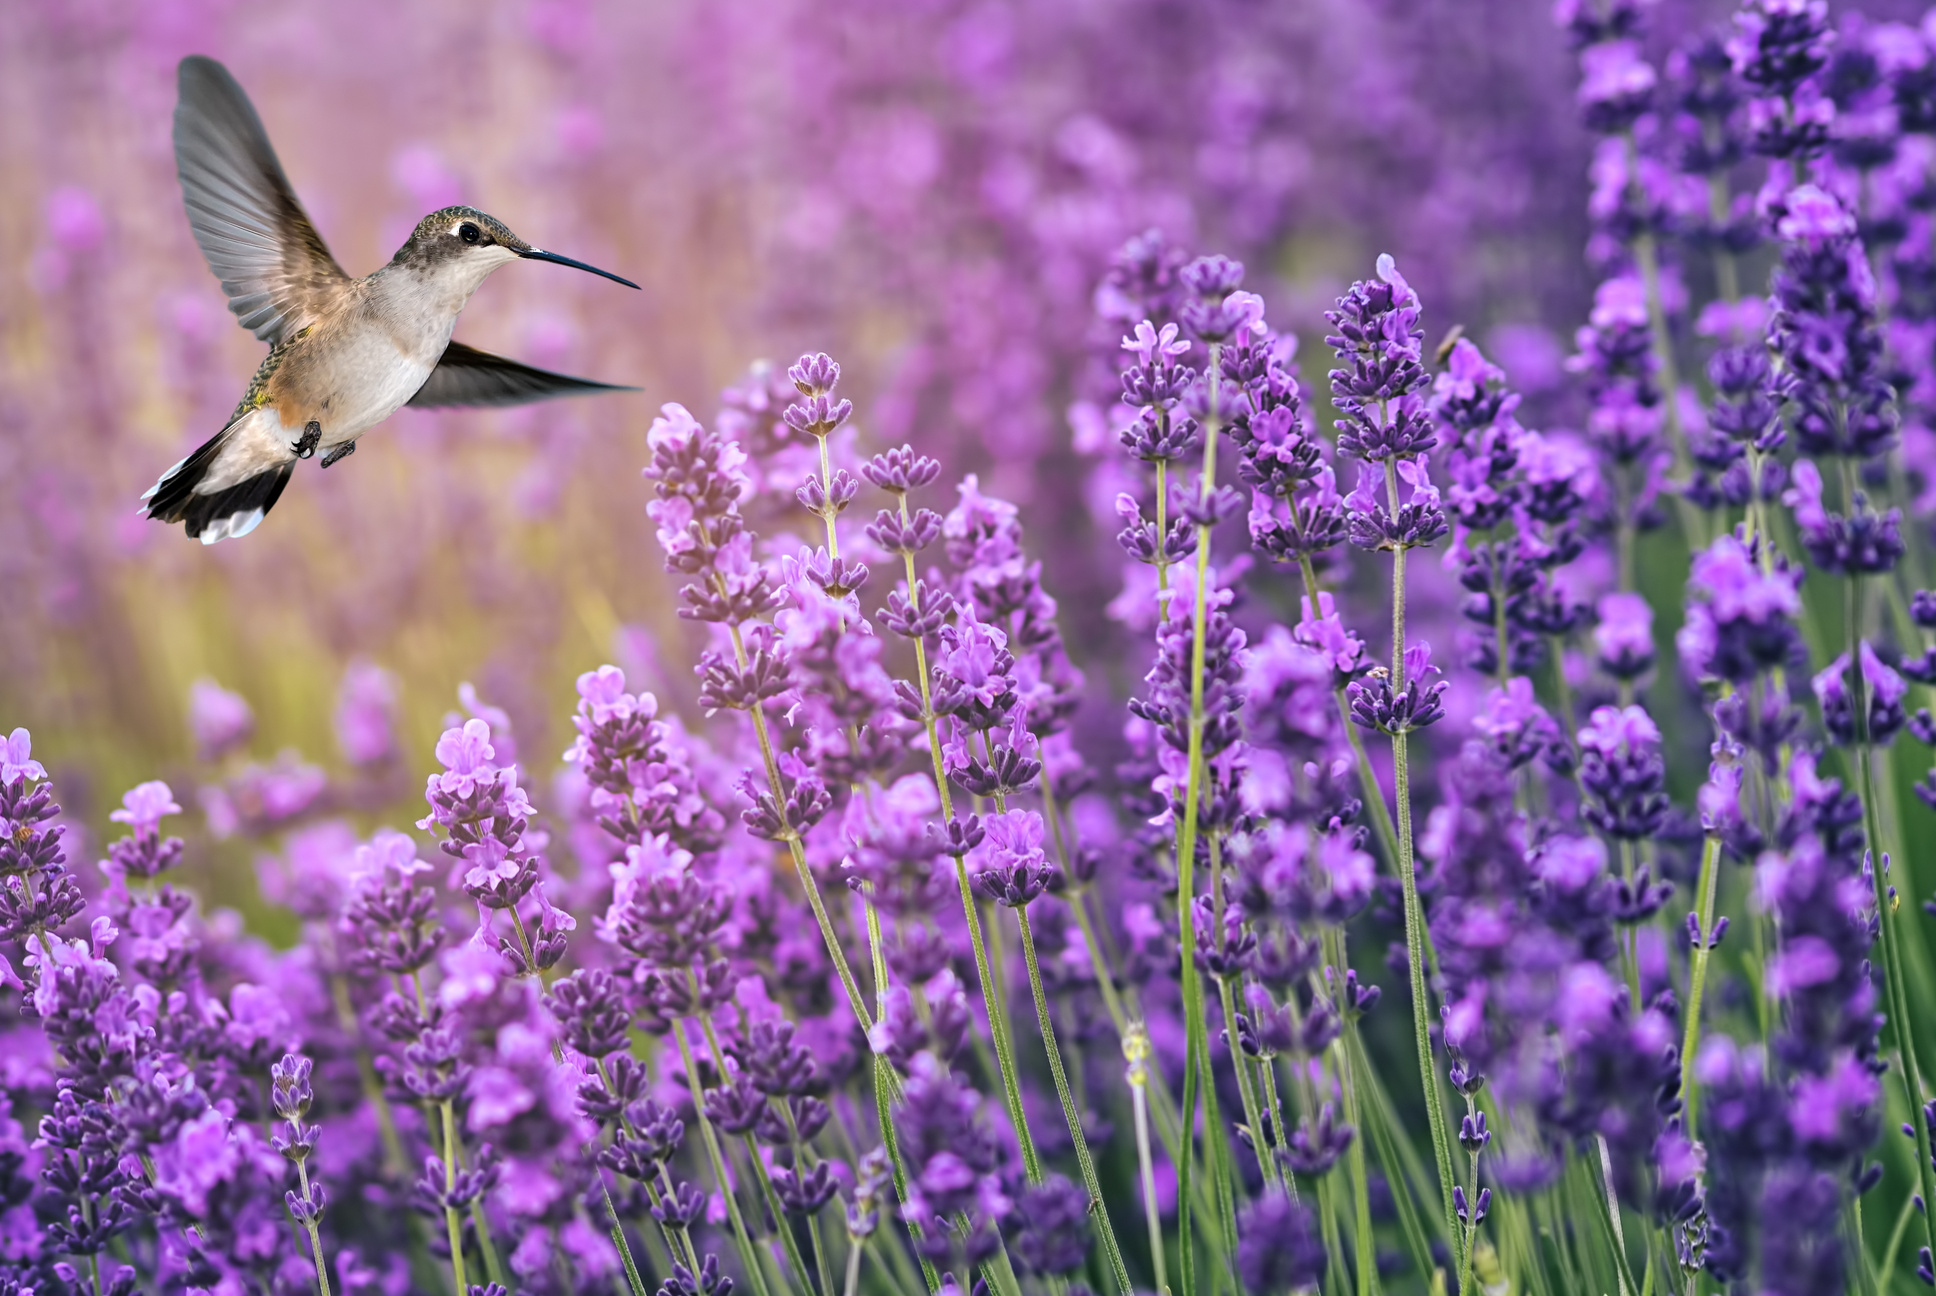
[[1, 0, 1695, 922]]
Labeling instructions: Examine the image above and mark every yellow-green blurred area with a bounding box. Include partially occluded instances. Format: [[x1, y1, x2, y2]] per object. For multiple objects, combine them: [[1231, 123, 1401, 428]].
[[0, 0, 1603, 926]]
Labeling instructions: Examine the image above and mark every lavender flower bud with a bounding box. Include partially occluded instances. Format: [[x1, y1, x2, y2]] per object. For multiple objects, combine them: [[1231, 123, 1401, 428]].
[[1236, 1191, 1323, 1296], [1280, 1103, 1355, 1175], [772, 1162, 838, 1215], [1011, 1175, 1092, 1276], [1459, 1110, 1492, 1153], [863, 445, 942, 494], [1346, 644, 1450, 735], [1327, 255, 1435, 463], [657, 1253, 732, 1296]]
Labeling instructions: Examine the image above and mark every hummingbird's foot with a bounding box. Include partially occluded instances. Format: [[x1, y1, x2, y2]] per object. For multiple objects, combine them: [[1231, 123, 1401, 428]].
[[320, 440, 356, 469], [294, 421, 321, 459]]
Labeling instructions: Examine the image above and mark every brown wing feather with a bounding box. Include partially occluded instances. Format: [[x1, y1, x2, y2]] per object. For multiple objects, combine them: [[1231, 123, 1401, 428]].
[[173, 55, 351, 346], [407, 341, 639, 409]]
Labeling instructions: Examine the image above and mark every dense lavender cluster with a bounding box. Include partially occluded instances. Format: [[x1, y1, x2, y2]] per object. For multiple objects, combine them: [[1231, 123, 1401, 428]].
[[20, 2, 1936, 1295]]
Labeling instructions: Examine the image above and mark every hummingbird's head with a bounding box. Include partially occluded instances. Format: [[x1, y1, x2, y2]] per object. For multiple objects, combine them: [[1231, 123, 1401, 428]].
[[397, 206, 639, 294]]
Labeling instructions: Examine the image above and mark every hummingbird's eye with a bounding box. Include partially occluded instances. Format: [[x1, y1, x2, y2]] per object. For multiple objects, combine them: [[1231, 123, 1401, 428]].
[[458, 222, 482, 245]]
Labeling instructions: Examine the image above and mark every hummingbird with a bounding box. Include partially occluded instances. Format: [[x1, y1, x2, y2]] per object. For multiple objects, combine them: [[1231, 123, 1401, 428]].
[[143, 55, 640, 543]]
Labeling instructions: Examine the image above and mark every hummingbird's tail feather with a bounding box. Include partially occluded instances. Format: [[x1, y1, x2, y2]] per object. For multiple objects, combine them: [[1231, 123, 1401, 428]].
[[143, 408, 298, 543]]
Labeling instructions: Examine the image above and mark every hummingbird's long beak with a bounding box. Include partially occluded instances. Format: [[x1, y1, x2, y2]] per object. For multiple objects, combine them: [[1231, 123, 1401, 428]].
[[519, 247, 641, 290]]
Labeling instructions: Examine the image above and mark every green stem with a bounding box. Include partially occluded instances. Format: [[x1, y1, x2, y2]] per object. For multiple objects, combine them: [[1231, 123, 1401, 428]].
[[1173, 343, 1233, 1294], [1126, 1023, 1169, 1296], [719, 609, 873, 1042], [1382, 463, 1460, 1268], [1678, 835, 1722, 1136], [1217, 969, 1277, 1192], [842, 1227, 863, 1296], [892, 531, 1039, 1178], [295, 1159, 333, 1296], [1016, 907, 1135, 1294], [871, 1056, 942, 1294], [1155, 458, 1173, 607], [1317, 1172, 1348, 1295], [1352, 1031, 1439, 1280], [439, 1100, 469, 1296], [470, 1196, 507, 1290], [1457, 1128, 1481, 1296], [1077, 893, 1224, 1270], [741, 1134, 816, 1296], [1595, 1136, 1638, 1296], [956, 857, 1039, 1180], [608, 1177, 653, 1296], [673, 1011, 777, 1296], [1296, 551, 1400, 867], [1325, 931, 1376, 1296], [1208, 832, 1272, 1199], [807, 1217, 837, 1296], [1848, 574, 1936, 1274]]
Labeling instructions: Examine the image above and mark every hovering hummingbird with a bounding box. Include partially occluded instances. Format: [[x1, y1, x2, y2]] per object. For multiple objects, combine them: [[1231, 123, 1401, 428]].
[[143, 55, 640, 543]]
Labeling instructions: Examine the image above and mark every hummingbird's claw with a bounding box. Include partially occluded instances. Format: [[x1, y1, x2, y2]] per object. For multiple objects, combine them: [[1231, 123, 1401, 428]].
[[320, 440, 355, 469], [295, 421, 321, 459]]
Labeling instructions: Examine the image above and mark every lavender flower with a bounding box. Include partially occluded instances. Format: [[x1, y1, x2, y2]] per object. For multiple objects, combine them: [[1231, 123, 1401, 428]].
[[1771, 185, 1896, 462], [1813, 641, 1907, 745], [1676, 533, 1806, 684], [336, 659, 398, 767], [1731, 0, 1837, 160], [1326, 255, 1436, 464], [1578, 705, 1671, 841], [187, 679, 252, 761], [1235, 1190, 1324, 1295]]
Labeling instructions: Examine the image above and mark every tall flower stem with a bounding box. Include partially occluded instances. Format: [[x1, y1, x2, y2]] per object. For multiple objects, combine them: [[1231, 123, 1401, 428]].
[[855, 888, 944, 1295], [1155, 459, 1173, 604], [1016, 907, 1134, 1294], [737, 1133, 816, 1296], [1316, 1174, 1348, 1291], [1594, 1136, 1637, 1296], [1846, 575, 1936, 1270], [954, 849, 1036, 1179], [295, 1158, 333, 1296], [1206, 832, 1276, 1197], [458, 1145, 507, 1289], [1215, 966, 1276, 1191], [809, 427, 901, 1039], [870, 1066, 940, 1296], [1382, 460, 1462, 1265], [1124, 1022, 1169, 1296], [437, 1099, 468, 1296], [673, 1008, 778, 1296], [806, 1215, 837, 1296], [1321, 928, 1376, 1296], [892, 509, 1041, 1181], [1456, 1096, 1482, 1296], [1353, 1032, 1440, 1264], [842, 1227, 863, 1296], [722, 610, 874, 1043], [1296, 553, 1400, 866], [1044, 777, 1223, 1252], [1677, 834, 1722, 1133], [1173, 346, 1241, 1295], [695, 1008, 820, 1296]]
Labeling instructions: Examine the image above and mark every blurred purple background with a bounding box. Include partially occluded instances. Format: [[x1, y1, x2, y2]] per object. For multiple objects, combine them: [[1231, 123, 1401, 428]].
[[0, 0, 1614, 862]]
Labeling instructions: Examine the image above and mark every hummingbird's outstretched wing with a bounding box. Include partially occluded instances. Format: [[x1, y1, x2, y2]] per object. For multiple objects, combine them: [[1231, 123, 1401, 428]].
[[407, 341, 640, 408], [174, 55, 351, 348]]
